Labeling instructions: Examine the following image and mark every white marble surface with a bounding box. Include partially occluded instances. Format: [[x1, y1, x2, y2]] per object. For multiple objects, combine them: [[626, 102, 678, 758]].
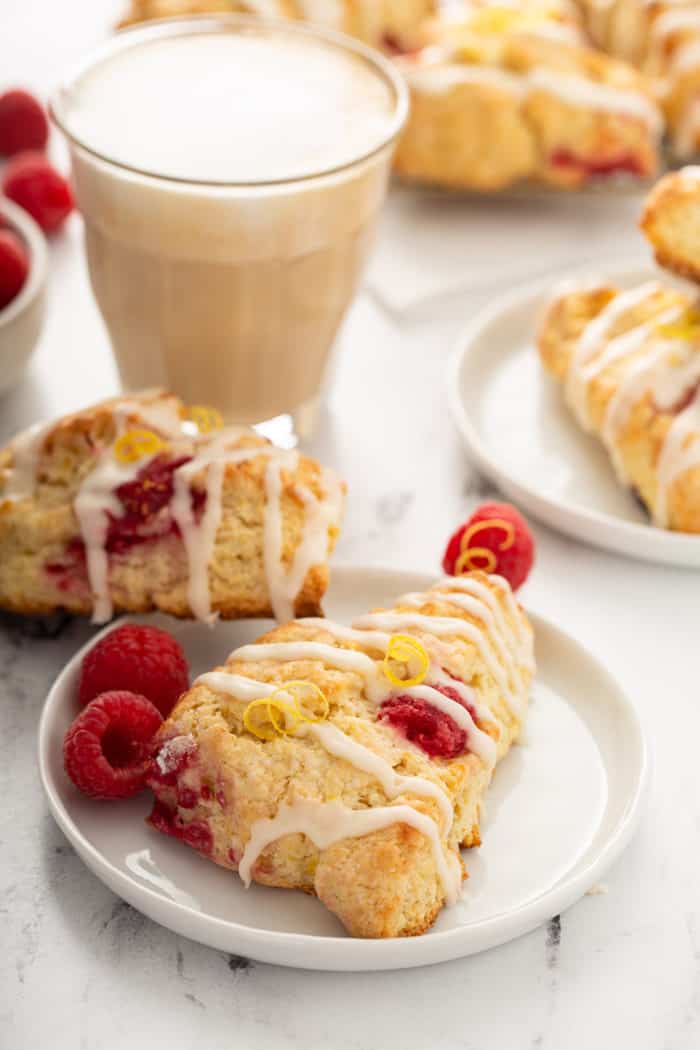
[[1, 4, 699, 1048]]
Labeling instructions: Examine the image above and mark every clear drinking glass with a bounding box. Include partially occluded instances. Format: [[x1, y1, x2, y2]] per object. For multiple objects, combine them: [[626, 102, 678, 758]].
[[51, 16, 408, 440]]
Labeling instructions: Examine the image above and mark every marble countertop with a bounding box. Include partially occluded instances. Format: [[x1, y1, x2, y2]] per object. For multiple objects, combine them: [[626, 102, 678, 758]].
[[2, 4, 699, 1048]]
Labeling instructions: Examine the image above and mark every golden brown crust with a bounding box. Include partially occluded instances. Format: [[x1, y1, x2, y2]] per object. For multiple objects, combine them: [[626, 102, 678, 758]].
[[537, 280, 700, 533], [147, 573, 534, 937], [641, 167, 700, 282], [0, 390, 343, 621]]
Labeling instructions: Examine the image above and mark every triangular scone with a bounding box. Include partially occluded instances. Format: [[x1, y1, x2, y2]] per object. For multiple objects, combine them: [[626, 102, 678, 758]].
[[538, 279, 700, 532], [393, 4, 661, 191], [0, 390, 344, 622], [147, 571, 534, 938]]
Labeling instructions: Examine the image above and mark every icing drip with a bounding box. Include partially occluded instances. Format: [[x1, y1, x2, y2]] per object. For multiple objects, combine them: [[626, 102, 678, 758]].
[[171, 433, 254, 623], [353, 612, 527, 720], [398, 588, 526, 696], [565, 282, 662, 428], [238, 797, 463, 904], [194, 670, 454, 828], [229, 641, 385, 699], [434, 575, 534, 671], [74, 449, 164, 624], [655, 390, 700, 527], [406, 56, 662, 133]]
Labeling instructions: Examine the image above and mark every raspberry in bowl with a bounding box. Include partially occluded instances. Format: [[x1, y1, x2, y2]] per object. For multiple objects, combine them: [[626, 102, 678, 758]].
[[0, 195, 47, 394]]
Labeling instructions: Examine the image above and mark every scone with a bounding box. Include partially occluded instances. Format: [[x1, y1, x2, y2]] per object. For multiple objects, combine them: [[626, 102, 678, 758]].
[[147, 571, 534, 938], [0, 390, 344, 622], [393, 5, 662, 191], [538, 279, 700, 531], [641, 166, 700, 280], [578, 1, 700, 157], [118, 0, 436, 51]]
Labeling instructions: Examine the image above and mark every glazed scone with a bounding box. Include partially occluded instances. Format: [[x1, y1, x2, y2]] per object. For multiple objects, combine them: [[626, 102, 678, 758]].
[[538, 279, 700, 531], [393, 6, 662, 191], [641, 167, 700, 281], [147, 571, 534, 938], [118, 0, 436, 51], [578, 1, 700, 157], [0, 390, 344, 622]]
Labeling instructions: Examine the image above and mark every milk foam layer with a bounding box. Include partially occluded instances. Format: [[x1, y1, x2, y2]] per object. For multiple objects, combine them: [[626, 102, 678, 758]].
[[61, 24, 396, 183]]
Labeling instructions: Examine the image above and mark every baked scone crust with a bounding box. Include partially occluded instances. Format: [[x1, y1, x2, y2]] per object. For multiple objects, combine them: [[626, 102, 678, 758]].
[[0, 390, 344, 622], [394, 20, 661, 192], [538, 280, 700, 532], [641, 166, 700, 281], [147, 572, 534, 938]]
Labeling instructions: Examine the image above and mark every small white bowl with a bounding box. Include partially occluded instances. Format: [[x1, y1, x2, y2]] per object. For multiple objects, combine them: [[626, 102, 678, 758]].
[[0, 195, 48, 395]]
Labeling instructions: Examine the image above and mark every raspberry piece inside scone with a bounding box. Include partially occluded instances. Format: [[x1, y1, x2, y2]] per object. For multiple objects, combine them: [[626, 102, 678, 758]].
[[147, 799, 214, 857], [379, 682, 477, 759], [78, 624, 189, 718], [63, 690, 162, 799]]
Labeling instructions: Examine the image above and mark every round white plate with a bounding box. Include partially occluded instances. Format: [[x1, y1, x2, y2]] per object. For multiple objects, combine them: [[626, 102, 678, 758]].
[[38, 565, 648, 972], [448, 263, 700, 567]]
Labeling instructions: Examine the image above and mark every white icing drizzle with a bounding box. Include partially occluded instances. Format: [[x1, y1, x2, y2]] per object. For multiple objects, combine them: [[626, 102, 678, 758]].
[[565, 282, 662, 428], [194, 670, 454, 827], [433, 575, 533, 670], [655, 390, 700, 527], [297, 618, 393, 651], [238, 797, 463, 904], [229, 640, 385, 699], [527, 68, 663, 134], [74, 448, 164, 624], [302, 722, 454, 829], [398, 589, 525, 697], [1, 420, 53, 501], [352, 612, 527, 720], [406, 56, 663, 133], [399, 684, 497, 768]]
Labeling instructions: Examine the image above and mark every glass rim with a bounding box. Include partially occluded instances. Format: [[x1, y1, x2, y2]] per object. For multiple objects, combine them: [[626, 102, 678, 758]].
[[49, 13, 410, 189]]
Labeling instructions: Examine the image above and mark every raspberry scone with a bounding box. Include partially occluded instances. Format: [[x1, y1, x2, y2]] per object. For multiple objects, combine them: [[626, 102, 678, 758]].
[[538, 279, 700, 531], [641, 165, 700, 281], [118, 0, 436, 51], [392, 4, 662, 191], [578, 1, 700, 157], [147, 571, 534, 938], [0, 390, 344, 622]]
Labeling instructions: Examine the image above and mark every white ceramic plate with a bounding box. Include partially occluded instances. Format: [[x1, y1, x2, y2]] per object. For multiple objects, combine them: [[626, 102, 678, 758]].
[[448, 264, 700, 567], [38, 565, 648, 972]]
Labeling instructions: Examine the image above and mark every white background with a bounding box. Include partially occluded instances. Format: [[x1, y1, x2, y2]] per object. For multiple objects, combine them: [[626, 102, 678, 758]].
[[1, 3, 698, 1048]]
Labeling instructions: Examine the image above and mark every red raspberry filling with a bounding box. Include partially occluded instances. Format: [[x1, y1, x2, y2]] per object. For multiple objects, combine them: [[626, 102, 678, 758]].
[[78, 624, 190, 719], [148, 799, 213, 857], [657, 380, 700, 416], [63, 690, 163, 799], [549, 149, 645, 178], [379, 683, 475, 760], [106, 454, 205, 554]]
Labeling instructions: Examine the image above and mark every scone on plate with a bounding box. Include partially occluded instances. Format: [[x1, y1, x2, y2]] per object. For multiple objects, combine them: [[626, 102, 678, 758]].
[[578, 0, 700, 157], [538, 279, 700, 532], [393, 4, 662, 191], [147, 571, 534, 938], [641, 165, 700, 280], [118, 0, 437, 51], [0, 390, 344, 623]]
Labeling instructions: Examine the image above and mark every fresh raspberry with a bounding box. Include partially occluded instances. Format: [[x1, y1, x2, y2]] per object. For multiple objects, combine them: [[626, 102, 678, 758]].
[[442, 501, 534, 591], [63, 690, 162, 799], [379, 684, 475, 760], [2, 151, 74, 233], [0, 229, 29, 310], [78, 624, 189, 718], [0, 90, 49, 155]]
